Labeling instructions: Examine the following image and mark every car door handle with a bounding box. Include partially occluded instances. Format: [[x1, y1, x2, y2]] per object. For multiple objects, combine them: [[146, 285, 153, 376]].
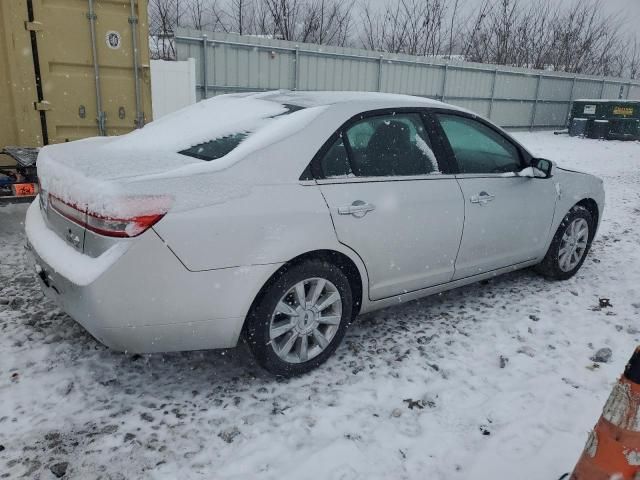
[[338, 200, 376, 217], [470, 191, 495, 205]]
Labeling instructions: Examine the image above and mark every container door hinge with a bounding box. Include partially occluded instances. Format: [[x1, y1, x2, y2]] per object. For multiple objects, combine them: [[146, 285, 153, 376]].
[[24, 21, 43, 31], [34, 101, 51, 111], [97, 111, 107, 135], [135, 112, 145, 128]]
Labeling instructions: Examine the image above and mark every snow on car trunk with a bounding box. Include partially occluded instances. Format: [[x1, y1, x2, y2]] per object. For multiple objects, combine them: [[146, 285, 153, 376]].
[[36, 95, 292, 219]]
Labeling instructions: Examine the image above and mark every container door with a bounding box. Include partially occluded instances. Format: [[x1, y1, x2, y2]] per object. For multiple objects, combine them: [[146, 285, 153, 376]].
[[28, 0, 152, 144], [0, 0, 44, 150]]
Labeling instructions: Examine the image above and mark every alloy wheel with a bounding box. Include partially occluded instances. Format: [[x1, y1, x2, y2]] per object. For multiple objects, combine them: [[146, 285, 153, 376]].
[[558, 218, 589, 272], [269, 277, 342, 363]]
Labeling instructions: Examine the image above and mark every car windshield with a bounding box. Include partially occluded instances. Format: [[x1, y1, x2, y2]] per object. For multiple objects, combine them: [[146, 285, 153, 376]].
[[178, 103, 306, 161]]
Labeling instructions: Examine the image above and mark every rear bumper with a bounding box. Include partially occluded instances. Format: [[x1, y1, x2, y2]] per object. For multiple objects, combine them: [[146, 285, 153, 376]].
[[25, 203, 281, 353]]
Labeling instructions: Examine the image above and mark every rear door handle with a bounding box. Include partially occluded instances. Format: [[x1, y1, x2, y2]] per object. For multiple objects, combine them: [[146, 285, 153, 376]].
[[338, 200, 376, 218], [470, 191, 495, 205]]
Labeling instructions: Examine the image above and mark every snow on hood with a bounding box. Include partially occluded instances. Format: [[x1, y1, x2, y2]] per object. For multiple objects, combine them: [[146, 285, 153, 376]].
[[36, 95, 325, 218]]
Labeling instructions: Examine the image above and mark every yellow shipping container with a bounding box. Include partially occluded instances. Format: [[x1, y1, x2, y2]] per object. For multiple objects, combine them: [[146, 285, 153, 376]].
[[0, 0, 152, 164]]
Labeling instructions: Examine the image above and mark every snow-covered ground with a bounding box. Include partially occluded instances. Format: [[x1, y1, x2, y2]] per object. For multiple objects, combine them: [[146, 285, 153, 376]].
[[1, 131, 639, 479]]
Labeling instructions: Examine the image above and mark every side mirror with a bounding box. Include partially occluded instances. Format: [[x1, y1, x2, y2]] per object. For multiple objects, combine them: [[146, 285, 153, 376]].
[[531, 158, 553, 178]]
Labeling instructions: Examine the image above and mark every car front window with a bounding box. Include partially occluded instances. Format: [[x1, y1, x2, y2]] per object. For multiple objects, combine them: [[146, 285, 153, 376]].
[[437, 114, 521, 174]]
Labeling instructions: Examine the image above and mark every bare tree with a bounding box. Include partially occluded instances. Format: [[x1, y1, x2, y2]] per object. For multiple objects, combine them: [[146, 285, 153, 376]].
[[259, 0, 352, 44], [447, 0, 460, 58], [360, 0, 447, 56], [189, 0, 208, 30], [149, 0, 178, 59], [456, 0, 631, 76], [149, 0, 637, 79]]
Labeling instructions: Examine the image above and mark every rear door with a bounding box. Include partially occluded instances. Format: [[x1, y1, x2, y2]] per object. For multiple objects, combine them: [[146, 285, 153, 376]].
[[433, 112, 557, 280], [316, 110, 465, 301]]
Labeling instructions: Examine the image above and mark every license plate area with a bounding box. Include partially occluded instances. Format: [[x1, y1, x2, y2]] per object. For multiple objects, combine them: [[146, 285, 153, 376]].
[[12, 183, 38, 197]]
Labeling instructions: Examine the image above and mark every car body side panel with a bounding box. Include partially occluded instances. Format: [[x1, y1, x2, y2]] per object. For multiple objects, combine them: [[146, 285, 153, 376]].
[[543, 167, 605, 247], [25, 203, 288, 352], [453, 175, 557, 279], [319, 176, 464, 300], [154, 183, 352, 270]]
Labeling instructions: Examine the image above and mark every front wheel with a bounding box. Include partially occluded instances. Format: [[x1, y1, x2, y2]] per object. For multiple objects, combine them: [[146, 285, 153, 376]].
[[535, 205, 594, 280], [245, 260, 353, 376]]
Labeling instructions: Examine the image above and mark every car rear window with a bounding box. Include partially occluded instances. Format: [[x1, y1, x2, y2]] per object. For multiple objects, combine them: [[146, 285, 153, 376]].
[[178, 103, 305, 162], [179, 133, 248, 161]]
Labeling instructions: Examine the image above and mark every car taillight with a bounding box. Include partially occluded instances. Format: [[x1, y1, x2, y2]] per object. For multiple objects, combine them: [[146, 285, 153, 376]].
[[49, 195, 85, 224], [49, 194, 170, 238]]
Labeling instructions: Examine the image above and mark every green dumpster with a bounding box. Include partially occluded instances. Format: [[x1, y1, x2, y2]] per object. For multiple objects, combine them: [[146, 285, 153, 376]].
[[569, 100, 640, 140]]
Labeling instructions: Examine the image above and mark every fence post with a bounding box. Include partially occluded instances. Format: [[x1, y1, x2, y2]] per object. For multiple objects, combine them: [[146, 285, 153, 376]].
[[599, 78, 606, 99], [377, 55, 383, 92], [627, 82, 632, 99], [201, 34, 208, 99], [294, 45, 300, 90], [488, 68, 498, 120], [530, 73, 542, 130], [441, 63, 449, 102]]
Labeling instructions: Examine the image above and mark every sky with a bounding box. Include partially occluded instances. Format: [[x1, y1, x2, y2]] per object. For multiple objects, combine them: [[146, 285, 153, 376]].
[[367, 0, 640, 39], [468, 0, 640, 37]]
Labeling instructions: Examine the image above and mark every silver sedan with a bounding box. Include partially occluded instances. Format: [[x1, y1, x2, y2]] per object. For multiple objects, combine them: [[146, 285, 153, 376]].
[[26, 91, 605, 375]]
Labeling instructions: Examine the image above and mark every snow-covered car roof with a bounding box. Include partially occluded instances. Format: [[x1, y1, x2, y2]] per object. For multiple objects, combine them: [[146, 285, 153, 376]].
[[36, 91, 467, 217], [234, 90, 456, 110]]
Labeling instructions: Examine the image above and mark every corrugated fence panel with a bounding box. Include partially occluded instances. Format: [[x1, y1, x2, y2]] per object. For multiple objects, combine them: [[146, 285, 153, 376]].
[[175, 28, 640, 129], [573, 80, 603, 100], [495, 73, 538, 100], [534, 103, 569, 127], [446, 68, 494, 99], [447, 98, 490, 118], [539, 77, 573, 101], [491, 101, 534, 128], [602, 82, 624, 99]]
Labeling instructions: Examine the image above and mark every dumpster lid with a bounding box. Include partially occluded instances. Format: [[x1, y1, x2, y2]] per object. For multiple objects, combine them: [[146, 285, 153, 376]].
[[574, 99, 640, 104]]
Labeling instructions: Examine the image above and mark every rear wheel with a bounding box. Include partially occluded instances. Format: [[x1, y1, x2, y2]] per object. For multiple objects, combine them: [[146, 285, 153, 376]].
[[245, 260, 352, 376], [535, 205, 594, 280]]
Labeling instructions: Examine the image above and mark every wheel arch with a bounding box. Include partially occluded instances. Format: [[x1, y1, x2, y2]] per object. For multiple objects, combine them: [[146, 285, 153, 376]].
[[575, 198, 599, 235], [243, 249, 365, 338]]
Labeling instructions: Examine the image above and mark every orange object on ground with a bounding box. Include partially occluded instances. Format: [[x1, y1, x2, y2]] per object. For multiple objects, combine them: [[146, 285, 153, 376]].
[[571, 347, 640, 480]]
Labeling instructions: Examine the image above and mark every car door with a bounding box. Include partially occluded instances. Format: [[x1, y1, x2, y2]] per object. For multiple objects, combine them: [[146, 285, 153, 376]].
[[433, 112, 558, 280], [315, 110, 465, 301]]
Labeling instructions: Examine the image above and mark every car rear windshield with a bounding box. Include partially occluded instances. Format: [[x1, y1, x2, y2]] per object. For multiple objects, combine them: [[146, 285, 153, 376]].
[[178, 103, 305, 162]]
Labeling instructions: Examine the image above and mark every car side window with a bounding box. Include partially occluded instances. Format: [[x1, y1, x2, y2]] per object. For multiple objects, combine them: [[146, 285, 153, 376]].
[[342, 113, 440, 177], [436, 114, 522, 174], [319, 136, 353, 178]]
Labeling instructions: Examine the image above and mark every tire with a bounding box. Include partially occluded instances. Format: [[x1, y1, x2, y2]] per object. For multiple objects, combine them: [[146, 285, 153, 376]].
[[535, 205, 594, 280], [245, 259, 353, 376]]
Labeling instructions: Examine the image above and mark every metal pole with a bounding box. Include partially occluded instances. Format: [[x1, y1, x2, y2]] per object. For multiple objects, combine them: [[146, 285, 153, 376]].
[[202, 34, 208, 99], [567, 76, 578, 127], [530, 73, 542, 131], [488, 68, 498, 120], [294, 45, 299, 90], [441, 63, 449, 102], [377, 55, 383, 92], [627, 82, 632, 100], [599, 78, 606, 99], [129, 0, 143, 128], [87, 0, 105, 135]]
